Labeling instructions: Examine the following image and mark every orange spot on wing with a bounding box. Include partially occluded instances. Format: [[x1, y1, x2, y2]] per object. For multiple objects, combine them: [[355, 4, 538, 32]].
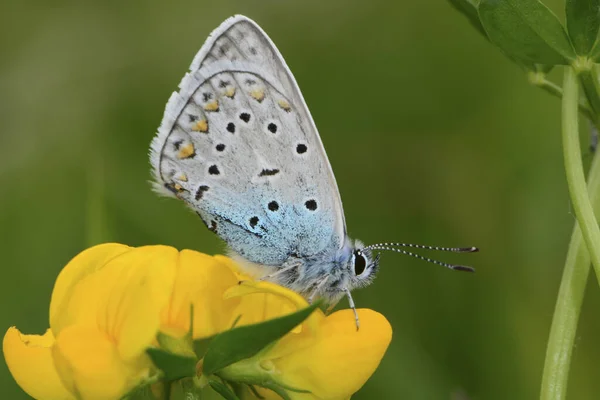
[[177, 143, 195, 159], [204, 101, 219, 112], [224, 87, 236, 98], [192, 119, 208, 132], [277, 99, 291, 111], [250, 89, 265, 102]]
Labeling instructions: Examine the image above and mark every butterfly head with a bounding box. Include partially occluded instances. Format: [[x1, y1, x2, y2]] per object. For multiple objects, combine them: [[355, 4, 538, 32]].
[[347, 244, 380, 289]]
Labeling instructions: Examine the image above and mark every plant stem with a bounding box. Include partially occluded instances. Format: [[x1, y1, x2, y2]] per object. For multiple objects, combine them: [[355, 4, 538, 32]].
[[578, 68, 600, 117], [561, 67, 600, 282], [528, 72, 596, 124], [540, 149, 600, 399]]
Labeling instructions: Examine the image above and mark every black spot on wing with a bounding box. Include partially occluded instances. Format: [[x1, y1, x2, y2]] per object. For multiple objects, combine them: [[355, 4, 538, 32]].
[[195, 185, 209, 200], [305, 199, 318, 211], [208, 165, 220, 175], [249, 216, 259, 228], [259, 168, 280, 177], [296, 144, 307, 154]]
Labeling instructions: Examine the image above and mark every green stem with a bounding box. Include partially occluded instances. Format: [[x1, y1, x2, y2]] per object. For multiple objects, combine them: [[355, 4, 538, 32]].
[[578, 69, 600, 117], [540, 149, 600, 399], [528, 71, 596, 123], [561, 67, 600, 281]]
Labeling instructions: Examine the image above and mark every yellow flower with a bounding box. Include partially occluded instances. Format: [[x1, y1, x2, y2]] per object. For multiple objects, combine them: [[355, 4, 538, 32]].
[[5, 244, 180, 399], [4, 244, 392, 400], [219, 281, 392, 400], [3, 328, 73, 400], [260, 309, 391, 400]]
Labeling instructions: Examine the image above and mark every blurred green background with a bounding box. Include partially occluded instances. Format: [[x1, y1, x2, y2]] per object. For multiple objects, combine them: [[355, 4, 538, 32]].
[[2, 0, 599, 398]]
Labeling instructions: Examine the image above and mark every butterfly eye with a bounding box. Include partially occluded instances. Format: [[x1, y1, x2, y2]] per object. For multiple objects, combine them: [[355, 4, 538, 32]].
[[353, 251, 367, 276]]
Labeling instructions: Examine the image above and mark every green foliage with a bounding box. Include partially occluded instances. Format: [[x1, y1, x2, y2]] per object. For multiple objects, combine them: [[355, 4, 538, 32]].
[[123, 383, 159, 400], [447, 0, 600, 399], [193, 335, 214, 360], [146, 348, 198, 381], [169, 379, 202, 400], [140, 304, 318, 399], [566, 0, 600, 55], [447, 0, 489, 39], [203, 302, 320, 375], [260, 382, 291, 400], [478, 0, 576, 65], [208, 379, 241, 400]]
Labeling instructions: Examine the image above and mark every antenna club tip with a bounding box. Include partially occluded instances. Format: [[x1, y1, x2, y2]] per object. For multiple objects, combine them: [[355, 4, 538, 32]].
[[453, 265, 476, 273], [461, 247, 479, 253]]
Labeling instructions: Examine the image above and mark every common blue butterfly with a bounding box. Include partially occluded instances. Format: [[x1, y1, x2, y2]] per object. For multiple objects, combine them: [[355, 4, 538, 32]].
[[150, 15, 477, 327]]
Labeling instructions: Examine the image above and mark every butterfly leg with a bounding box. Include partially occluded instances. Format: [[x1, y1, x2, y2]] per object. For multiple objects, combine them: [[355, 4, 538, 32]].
[[307, 275, 330, 304], [258, 261, 299, 283], [344, 287, 360, 331]]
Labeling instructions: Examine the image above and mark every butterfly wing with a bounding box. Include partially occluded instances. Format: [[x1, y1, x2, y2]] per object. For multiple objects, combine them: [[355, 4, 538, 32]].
[[150, 15, 347, 266]]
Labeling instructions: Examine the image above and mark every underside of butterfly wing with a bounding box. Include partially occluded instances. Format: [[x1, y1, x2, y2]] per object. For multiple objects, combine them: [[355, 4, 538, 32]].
[[150, 16, 348, 267]]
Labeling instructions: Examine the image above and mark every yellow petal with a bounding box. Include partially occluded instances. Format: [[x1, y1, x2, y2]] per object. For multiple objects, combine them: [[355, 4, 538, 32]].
[[50, 243, 132, 334], [224, 280, 309, 309], [109, 246, 178, 359], [225, 280, 324, 333], [268, 309, 392, 400], [160, 251, 241, 339], [3, 327, 74, 400], [56, 245, 178, 360], [214, 255, 252, 280], [53, 325, 149, 400]]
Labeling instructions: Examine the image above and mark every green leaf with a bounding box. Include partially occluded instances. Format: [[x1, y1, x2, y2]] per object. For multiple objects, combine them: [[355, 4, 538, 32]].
[[121, 376, 163, 400], [208, 379, 241, 400], [169, 378, 202, 400], [122, 383, 158, 400], [193, 335, 214, 359], [478, 0, 576, 65], [535, 63, 554, 73], [260, 382, 291, 400], [566, 0, 600, 55], [592, 40, 600, 60], [203, 302, 320, 375], [156, 332, 195, 357], [447, 0, 489, 39], [146, 348, 197, 381], [248, 385, 266, 399], [446, 0, 550, 71]]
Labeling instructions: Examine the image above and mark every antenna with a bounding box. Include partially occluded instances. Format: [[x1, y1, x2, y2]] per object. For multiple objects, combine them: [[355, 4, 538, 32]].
[[364, 242, 478, 253], [365, 244, 477, 272]]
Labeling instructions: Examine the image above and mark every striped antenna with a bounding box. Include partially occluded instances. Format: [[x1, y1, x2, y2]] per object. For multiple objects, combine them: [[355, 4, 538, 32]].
[[364, 242, 478, 253], [365, 245, 476, 272]]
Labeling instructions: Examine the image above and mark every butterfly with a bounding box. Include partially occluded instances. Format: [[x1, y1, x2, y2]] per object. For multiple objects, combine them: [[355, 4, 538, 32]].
[[150, 15, 477, 327]]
